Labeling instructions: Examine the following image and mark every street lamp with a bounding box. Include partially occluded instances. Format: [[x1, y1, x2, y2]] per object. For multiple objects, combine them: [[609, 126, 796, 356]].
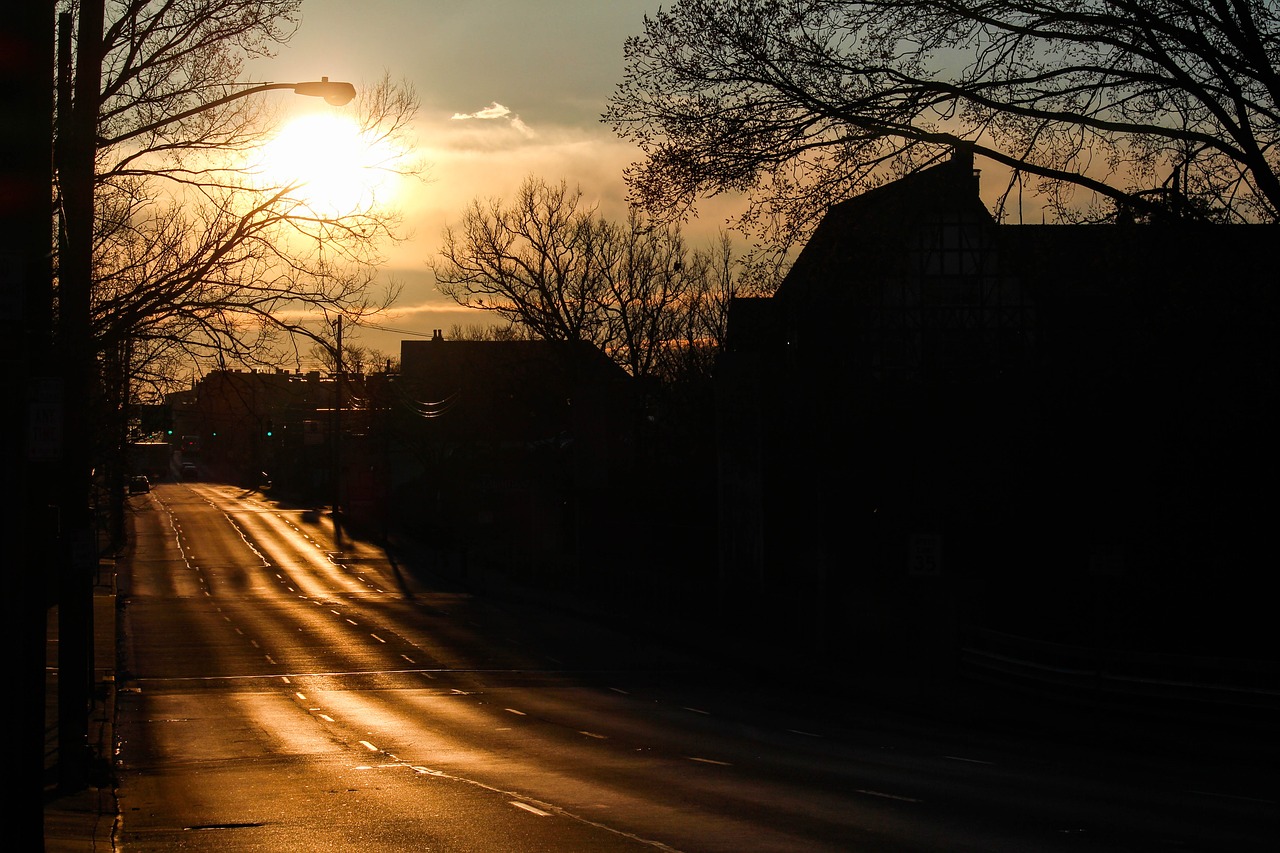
[[98, 77, 357, 146], [54, 0, 356, 789]]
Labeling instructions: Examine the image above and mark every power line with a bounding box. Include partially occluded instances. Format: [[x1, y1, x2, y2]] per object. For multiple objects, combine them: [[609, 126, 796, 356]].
[[351, 319, 438, 338]]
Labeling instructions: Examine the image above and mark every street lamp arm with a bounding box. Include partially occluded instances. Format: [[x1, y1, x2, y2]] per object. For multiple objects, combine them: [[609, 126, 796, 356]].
[[98, 78, 356, 148]]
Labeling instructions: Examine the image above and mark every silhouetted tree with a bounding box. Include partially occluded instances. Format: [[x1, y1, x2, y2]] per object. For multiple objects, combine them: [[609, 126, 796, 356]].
[[434, 175, 757, 381], [57, 0, 421, 400], [606, 0, 1280, 256], [307, 341, 394, 376], [447, 323, 533, 341]]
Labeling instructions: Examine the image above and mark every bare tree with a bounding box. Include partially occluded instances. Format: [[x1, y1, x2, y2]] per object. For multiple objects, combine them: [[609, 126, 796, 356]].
[[597, 209, 688, 379], [447, 323, 532, 341], [434, 177, 612, 347], [656, 231, 753, 383], [306, 340, 394, 375], [58, 1, 422, 382], [606, 0, 1280, 255], [434, 176, 753, 380]]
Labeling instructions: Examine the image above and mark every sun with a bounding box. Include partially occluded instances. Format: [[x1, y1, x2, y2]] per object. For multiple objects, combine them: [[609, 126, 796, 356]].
[[257, 112, 399, 215]]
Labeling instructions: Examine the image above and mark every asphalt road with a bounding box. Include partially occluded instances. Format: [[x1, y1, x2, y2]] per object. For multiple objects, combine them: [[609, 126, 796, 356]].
[[112, 482, 1277, 851]]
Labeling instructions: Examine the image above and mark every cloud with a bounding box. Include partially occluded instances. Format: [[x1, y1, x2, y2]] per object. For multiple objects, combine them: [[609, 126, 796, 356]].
[[450, 101, 536, 138], [451, 102, 512, 121]]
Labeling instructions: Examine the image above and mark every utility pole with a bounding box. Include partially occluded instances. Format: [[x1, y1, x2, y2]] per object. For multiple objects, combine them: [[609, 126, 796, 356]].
[[46, 0, 354, 790], [6, 0, 57, 836], [333, 316, 344, 548], [55, 0, 105, 792]]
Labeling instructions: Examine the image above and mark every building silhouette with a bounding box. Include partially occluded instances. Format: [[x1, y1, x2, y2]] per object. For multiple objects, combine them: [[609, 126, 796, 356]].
[[716, 149, 1278, 674], [156, 162, 1277, 692]]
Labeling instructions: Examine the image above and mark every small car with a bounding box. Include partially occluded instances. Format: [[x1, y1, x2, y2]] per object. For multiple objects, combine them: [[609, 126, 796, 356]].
[[180, 462, 199, 480], [128, 475, 151, 494]]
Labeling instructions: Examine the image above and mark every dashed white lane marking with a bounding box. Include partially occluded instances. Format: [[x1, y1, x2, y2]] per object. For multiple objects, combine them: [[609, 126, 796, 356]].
[[579, 731, 607, 739], [855, 788, 922, 803], [944, 755, 994, 765], [359, 740, 378, 751], [370, 633, 386, 643], [683, 707, 709, 715], [510, 801, 551, 817], [789, 729, 821, 737], [685, 756, 732, 766], [505, 708, 527, 716]]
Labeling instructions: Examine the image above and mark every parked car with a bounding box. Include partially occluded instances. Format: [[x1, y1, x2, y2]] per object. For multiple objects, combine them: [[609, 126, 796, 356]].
[[180, 462, 199, 481], [128, 475, 150, 494]]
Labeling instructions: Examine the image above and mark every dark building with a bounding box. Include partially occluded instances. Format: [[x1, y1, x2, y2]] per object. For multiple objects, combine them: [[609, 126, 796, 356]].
[[391, 334, 636, 582], [399, 332, 632, 452], [170, 368, 344, 488], [717, 150, 1277, 673]]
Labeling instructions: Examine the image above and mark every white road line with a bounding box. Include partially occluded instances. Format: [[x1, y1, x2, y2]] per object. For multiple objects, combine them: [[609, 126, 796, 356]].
[[359, 740, 378, 751], [510, 801, 551, 817], [855, 788, 922, 803], [370, 633, 386, 643], [944, 755, 994, 765], [505, 708, 527, 716], [685, 756, 732, 766]]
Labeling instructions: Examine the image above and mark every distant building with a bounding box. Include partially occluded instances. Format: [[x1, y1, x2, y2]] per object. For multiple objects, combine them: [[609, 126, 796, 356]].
[[391, 333, 636, 577], [170, 367, 349, 488], [399, 332, 632, 452], [717, 149, 1277, 666]]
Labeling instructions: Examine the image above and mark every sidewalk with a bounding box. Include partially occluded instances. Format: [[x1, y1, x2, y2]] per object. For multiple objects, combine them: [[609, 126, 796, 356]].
[[43, 558, 119, 852]]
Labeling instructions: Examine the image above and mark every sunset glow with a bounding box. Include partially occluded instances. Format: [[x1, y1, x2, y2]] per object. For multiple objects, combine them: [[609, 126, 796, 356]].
[[258, 112, 401, 215]]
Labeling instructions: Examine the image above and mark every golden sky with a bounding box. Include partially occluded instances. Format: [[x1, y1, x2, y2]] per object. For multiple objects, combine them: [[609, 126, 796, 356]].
[[246, 0, 681, 357]]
